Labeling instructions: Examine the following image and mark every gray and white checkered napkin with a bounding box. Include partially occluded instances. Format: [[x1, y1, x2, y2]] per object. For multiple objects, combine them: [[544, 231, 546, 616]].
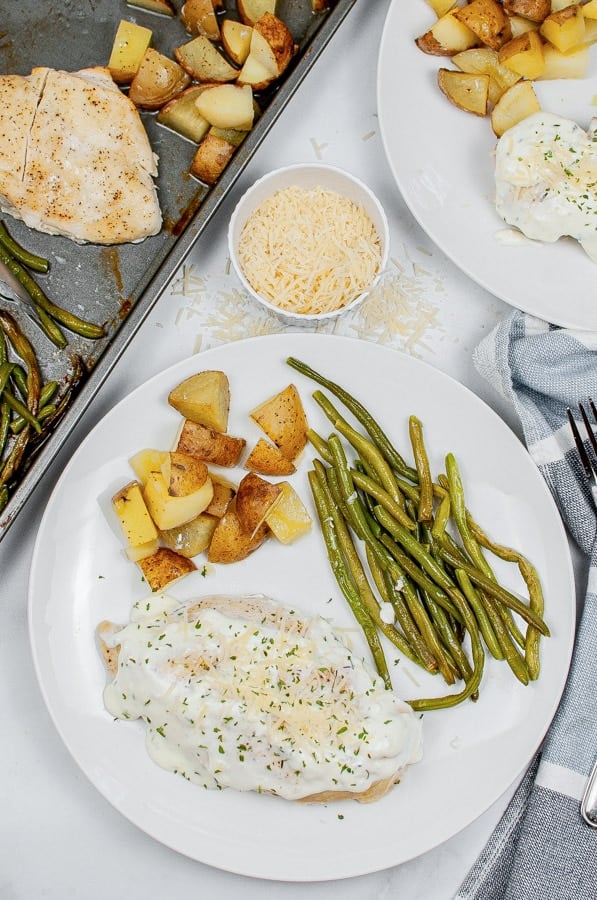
[[456, 311, 597, 900]]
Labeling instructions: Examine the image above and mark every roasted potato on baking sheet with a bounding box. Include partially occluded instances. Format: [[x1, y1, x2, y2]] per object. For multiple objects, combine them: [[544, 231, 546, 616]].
[[129, 48, 191, 109], [175, 34, 239, 81], [181, 0, 220, 40], [108, 20, 153, 84], [156, 86, 211, 143], [237, 0, 277, 26], [190, 132, 239, 184], [221, 19, 253, 65]]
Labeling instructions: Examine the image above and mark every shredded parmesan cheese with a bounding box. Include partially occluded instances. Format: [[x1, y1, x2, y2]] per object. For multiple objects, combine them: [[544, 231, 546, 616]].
[[237, 185, 382, 316]]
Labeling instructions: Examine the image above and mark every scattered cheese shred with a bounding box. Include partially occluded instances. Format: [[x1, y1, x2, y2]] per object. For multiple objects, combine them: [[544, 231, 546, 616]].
[[237, 185, 382, 316]]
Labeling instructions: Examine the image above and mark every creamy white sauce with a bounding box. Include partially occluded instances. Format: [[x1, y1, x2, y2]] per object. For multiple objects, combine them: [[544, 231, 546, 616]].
[[102, 593, 423, 800], [494, 111, 597, 261]]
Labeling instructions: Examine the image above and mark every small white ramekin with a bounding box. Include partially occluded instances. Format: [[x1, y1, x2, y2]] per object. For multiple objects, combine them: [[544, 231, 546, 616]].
[[227, 163, 390, 323]]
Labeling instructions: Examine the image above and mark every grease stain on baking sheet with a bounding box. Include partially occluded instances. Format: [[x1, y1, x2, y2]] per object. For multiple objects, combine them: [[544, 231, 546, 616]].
[[169, 244, 446, 357]]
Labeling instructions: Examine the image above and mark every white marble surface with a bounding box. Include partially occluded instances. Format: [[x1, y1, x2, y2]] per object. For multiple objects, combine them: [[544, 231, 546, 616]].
[[0, 1, 573, 897]]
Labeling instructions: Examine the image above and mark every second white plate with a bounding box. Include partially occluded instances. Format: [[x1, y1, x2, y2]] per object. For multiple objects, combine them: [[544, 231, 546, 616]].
[[377, 0, 597, 330], [29, 334, 575, 881]]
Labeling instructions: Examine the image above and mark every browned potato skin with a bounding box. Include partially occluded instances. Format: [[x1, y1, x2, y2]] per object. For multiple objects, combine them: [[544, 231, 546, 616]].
[[138, 547, 196, 591], [181, 0, 220, 40], [235, 472, 282, 535], [253, 13, 296, 76], [454, 0, 512, 50], [415, 30, 453, 55], [249, 384, 308, 462], [166, 451, 210, 496], [245, 438, 297, 476], [207, 509, 269, 563], [128, 48, 191, 110], [190, 133, 237, 184], [176, 419, 246, 467], [502, 0, 550, 24]]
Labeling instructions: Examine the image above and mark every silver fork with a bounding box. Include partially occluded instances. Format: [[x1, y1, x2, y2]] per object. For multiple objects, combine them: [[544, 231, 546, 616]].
[[567, 399, 597, 510], [567, 399, 597, 828]]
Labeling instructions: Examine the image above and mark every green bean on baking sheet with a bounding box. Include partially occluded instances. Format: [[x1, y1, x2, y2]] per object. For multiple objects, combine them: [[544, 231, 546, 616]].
[[289, 356, 549, 711], [0, 222, 104, 512]]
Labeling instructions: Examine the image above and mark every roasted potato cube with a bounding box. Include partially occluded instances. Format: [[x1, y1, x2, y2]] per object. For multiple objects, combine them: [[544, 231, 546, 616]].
[[162, 451, 210, 497], [221, 19, 253, 65], [454, 0, 512, 50], [168, 370, 230, 432], [264, 482, 312, 544], [195, 84, 255, 129], [112, 480, 159, 546], [174, 34, 239, 81], [190, 132, 237, 184], [249, 384, 308, 462], [540, 5, 585, 52], [237, 0, 277, 25], [503, 15, 539, 38], [252, 13, 295, 76], [157, 86, 211, 143], [583, 0, 597, 19], [125, 539, 160, 562], [160, 512, 218, 557], [128, 48, 191, 110], [503, 0, 550, 22], [129, 448, 168, 485], [108, 20, 153, 85], [207, 509, 269, 563], [537, 41, 589, 77], [138, 547, 196, 592], [437, 68, 490, 115], [235, 472, 282, 536], [452, 47, 521, 103], [205, 476, 237, 517], [244, 438, 297, 476], [143, 470, 213, 531], [490, 79, 541, 136], [176, 419, 246, 467], [498, 30, 545, 78], [181, 0, 220, 40], [416, 11, 479, 55]]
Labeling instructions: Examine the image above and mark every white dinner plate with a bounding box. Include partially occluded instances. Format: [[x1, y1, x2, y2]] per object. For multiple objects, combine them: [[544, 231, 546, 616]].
[[377, 0, 597, 331], [29, 333, 575, 881]]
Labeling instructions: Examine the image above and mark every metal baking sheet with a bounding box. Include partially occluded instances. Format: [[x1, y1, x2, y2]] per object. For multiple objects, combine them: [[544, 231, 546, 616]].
[[0, 0, 356, 542]]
